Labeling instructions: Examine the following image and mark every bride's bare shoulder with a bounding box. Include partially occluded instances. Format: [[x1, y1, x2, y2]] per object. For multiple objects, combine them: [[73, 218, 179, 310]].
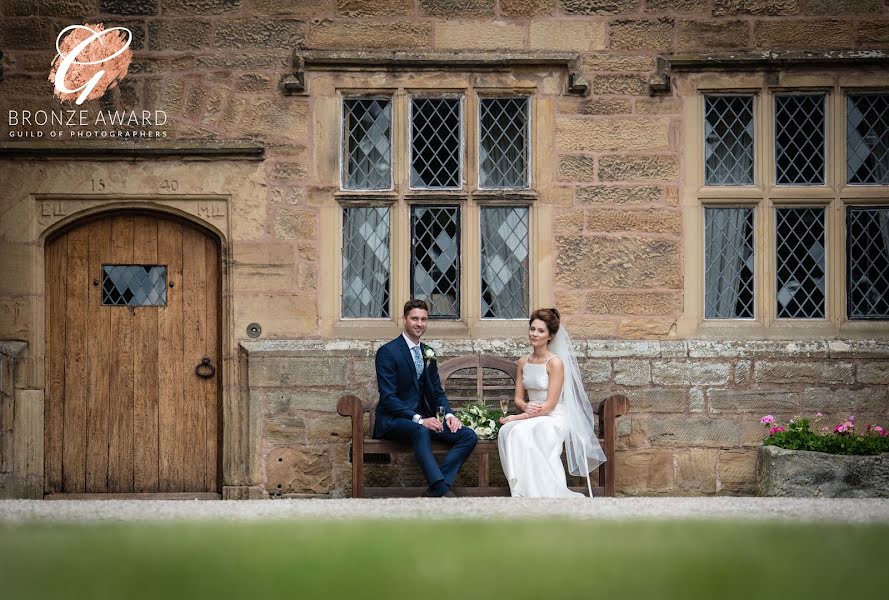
[[546, 355, 564, 371]]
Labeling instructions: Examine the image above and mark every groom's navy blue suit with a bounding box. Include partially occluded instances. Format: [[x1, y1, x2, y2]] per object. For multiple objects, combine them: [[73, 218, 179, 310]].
[[374, 335, 477, 496]]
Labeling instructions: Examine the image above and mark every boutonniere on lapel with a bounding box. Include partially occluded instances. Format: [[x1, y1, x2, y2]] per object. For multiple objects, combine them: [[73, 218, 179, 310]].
[[422, 345, 437, 364]]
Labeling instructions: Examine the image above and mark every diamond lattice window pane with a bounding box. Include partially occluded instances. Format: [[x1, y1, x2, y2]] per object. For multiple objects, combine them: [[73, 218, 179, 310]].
[[704, 95, 754, 186], [342, 207, 390, 318], [847, 94, 889, 185], [410, 98, 462, 189], [847, 206, 889, 319], [704, 207, 755, 319], [776, 94, 826, 185], [776, 208, 826, 318], [102, 265, 167, 306], [481, 207, 529, 319], [480, 98, 529, 189], [411, 206, 460, 318], [342, 98, 392, 190]]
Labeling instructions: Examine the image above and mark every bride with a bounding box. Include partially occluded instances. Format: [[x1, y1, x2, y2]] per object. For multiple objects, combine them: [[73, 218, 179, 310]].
[[497, 308, 606, 497]]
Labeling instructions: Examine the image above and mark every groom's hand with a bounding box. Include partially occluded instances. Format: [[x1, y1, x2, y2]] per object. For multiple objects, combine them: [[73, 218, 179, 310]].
[[422, 418, 443, 432], [445, 415, 462, 432]]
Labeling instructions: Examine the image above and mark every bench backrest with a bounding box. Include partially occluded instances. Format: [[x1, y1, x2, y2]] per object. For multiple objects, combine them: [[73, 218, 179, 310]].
[[439, 354, 517, 412]]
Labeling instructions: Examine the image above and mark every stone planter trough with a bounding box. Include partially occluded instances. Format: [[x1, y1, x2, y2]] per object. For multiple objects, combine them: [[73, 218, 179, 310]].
[[756, 445, 889, 498]]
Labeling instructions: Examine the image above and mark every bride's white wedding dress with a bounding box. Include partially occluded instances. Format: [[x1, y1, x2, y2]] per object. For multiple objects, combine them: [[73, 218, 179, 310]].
[[497, 355, 583, 498]]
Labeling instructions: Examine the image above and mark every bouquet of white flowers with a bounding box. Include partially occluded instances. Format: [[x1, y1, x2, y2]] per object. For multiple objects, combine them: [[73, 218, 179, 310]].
[[456, 400, 502, 440]]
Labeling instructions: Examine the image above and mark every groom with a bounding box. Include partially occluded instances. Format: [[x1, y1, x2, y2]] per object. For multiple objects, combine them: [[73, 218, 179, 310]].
[[374, 299, 478, 497]]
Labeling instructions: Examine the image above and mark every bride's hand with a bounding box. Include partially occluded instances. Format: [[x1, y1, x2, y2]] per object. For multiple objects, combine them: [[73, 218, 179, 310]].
[[499, 415, 517, 424], [525, 404, 541, 415]]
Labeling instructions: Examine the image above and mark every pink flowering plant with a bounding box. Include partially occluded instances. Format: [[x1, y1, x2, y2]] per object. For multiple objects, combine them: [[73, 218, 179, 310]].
[[760, 413, 889, 455]]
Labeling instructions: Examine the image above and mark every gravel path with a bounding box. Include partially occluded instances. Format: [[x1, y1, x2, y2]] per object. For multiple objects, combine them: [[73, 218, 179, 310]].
[[3, 497, 889, 524]]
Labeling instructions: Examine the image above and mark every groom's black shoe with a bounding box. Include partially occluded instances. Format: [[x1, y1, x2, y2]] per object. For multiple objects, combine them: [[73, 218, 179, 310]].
[[443, 490, 457, 498], [423, 480, 449, 497]]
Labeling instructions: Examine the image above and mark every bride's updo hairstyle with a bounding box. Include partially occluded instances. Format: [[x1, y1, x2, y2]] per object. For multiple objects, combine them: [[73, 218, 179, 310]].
[[529, 308, 560, 342]]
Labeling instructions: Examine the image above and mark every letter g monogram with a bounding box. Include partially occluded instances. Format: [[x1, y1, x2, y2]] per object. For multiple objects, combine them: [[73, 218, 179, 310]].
[[51, 24, 133, 105]]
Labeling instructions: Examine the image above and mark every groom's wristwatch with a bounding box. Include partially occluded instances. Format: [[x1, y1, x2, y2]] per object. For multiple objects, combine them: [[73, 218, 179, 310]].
[[417, 418, 424, 426]]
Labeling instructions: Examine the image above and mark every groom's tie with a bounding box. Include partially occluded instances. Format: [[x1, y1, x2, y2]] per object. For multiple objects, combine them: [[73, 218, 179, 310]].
[[411, 345, 424, 379]]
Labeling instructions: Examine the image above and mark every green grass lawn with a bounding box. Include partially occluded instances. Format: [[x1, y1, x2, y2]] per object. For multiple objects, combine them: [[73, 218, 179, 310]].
[[1, 519, 887, 600]]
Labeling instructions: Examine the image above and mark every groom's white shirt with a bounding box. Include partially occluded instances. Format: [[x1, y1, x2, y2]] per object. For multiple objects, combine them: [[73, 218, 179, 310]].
[[401, 332, 453, 424]]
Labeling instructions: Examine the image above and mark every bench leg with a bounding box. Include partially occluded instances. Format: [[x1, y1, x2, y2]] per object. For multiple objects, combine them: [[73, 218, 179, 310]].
[[478, 453, 490, 490]]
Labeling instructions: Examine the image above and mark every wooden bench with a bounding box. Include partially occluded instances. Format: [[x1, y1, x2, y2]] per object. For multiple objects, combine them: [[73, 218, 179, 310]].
[[337, 353, 629, 498]]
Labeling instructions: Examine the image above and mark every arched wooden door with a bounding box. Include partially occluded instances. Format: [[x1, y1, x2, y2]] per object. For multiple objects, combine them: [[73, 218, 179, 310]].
[[44, 213, 221, 495]]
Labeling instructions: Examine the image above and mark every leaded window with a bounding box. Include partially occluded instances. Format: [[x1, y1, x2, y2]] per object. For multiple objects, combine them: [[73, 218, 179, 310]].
[[411, 206, 460, 318], [342, 207, 390, 318], [481, 207, 529, 319], [776, 208, 826, 319], [101, 265, 166, 306], [847, 94, 889, 185], [479, 98, 530, 189], [775, 94, 826, 185], [342, 98, 392, 190], [847, 206, 889, 319], [410, 97, 462, 189], [704, 208, 754, 319], [704, 95, 754, 186]]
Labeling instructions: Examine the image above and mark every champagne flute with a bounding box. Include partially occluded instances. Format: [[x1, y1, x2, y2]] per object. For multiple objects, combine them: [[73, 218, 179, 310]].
[[436, 405, 446, 429], [499, 398, 509, 416]]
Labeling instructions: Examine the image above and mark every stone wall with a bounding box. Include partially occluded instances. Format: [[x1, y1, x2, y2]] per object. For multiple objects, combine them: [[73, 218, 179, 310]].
[[245, 339, 889, 497]]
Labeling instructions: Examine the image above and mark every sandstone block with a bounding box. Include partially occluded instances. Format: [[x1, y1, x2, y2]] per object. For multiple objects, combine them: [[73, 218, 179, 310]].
[[652, 361, 731, 385], [275, 208, 317, 239], [557, 116, 670, 152], [580, 360, 611, 385], [553, 290, 585, 314], [676, 448, 718, 493], [646, 0, 709, 11], [635, 97, 682, 114], [306, 414, 354, 443], [434, 21, 525, 50], [501, 0, 558, 16], [613, 359, 651, 386], [804, 0, 881, 15], [530, 20, 606, 52], [576, 185, 662, 205], [582, 54, 656, 72], [609, 18, 674, 51], [858, 362, 889, 384], [558, 156, 596, 181], [564, 316, 618, 337], [165, 0, 241, 15], [250, 357, 349, 387], [337, 0, 415, 16], [598, 155, 679, 182], [232, 243, 294, 292], [309, 22, 431, 49], [148, 19, 211, 51], [586, 291, 683, 315], [421, 0, 495, 16], [7, 0, 96, 16], [626, 388, 687, 412], [585, 207, 680, 234], [677, 20, 749, 51], [561, 0, 640, 15], [554, 210, 584, 236], [265, 388, 355, 413], [648, 417, 740, 447], [713, 0, 798, 15], [859, 21, 889, 46], [558, 97, 633, 115], [100, 0, 158, 14], [619, 318, 677, 338], [800, 386, 888, 415], [753, 361, 854, 384], [708, 389, 801, 414], [266, 446, 332, 494], [591, 75, 649, 96], [234, 293, 316, 337], [556, 236, 682, 288], [718, 450, 756, 494], [614, 449, 674, 494], [215, 18, 305, 49], [753, 20, 853, 49]]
